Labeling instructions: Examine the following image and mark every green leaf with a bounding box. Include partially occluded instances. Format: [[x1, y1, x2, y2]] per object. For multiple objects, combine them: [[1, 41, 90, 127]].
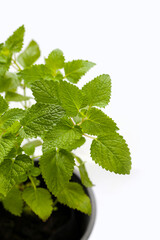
[[29, 166, 41, 177], [82, 74, 111, 108], [0, 47, 12, 77], [91, 132, 131, 174], [81, 108, 118, 136], [21, 103, 65, 137], [64, 60, 95, 83], [5, 25, 25, 53], [0, 108, 25, 129], [17, 40, 40, 67], [79, 163, 94, 188], [5, 91, 31, 102], [57, 182, 91, 215], [58, 80, 83, 117], [0, 95, 8, 115], [31, 80, 59, 104], [0, 135, 16, 164], [45, 49, 65, 73], [17, 65, 54, 86], [3, 121, 21, 135], [40, 149, 74, 195], [0, 72, 19, 92], [23, 187, 53, 221], [0, 154, 33, 196], [2, 187, 23, 216], [76, 157, 93, 188], [0, 43, 4, 51], [22, 140, 42, 156], [43, 118, 83, 152]]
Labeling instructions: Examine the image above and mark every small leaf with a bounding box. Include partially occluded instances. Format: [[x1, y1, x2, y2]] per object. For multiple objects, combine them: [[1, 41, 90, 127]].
[[17, 65, 54, 86], [17, 40, 40, 67], [43, 118, 83, 152], [0, 47, 12, 77], [91, 132, 131, 174], [0, 135, 16, 164], [5, 25, 25, 53], [0, 72, 19, 92], [57, 182, 92, 215], [64, 60, 95, 83], [76, 157, 93, 188], [2, 187, 23, 216], [0, 108, 24, 129], [31, 80, 60, 104], [40, 149, 75, 195], [21, 103, 65, 137], [0, 95, 8, 115], [29, 166, 41, 177], [5, 92, 31, 102], [45, 49, 65, 73], [0, 154, 33, 196], [22, 140, 42, 155], [81, 107, 118, 136], [82, 74, 111, 108], [58, 80, 83, 117], [23, 187, 53, 221]]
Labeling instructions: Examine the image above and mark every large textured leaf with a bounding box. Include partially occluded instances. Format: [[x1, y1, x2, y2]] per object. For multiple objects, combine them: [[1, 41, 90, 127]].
[[43, 118, 83, 151], [81, 107, 118, 136], [82, 74, 111, 108], [40, 149, 75, 195], [21, 103, 65, 137], [0, 108, 24, 129], [57, 182, 91, 215], [45, 49, 65, 73], [0, 72, 19, 92], [64, 60, 95, 83], [58, 80, 83, 117], [31, 80, 59, 104], [17, 40, 40, 67], [0, 95, 8, 115], [91, 132, 131, 174], [0, 154, 33, 196], [2, 187, 23, 216], [5, 25, 25, 53], [23, 187, 53, 221], [18, 65, 54, 85]]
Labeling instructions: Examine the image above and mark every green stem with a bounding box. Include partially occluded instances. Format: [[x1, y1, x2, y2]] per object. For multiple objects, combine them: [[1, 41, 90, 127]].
[[29, 176, 36, 191], [83, 133, 97, 140], [53, 199, 58, 207], [12, 56, 22, 71], [70, 117, 76, 125], [23, 85, 27, 109]]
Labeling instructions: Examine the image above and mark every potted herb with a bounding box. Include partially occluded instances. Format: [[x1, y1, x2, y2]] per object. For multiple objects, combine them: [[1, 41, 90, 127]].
[[0, 26, 131, 240]]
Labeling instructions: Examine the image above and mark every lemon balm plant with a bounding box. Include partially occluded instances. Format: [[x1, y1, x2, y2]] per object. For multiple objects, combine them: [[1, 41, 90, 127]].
[[0, 26, 131, 238]]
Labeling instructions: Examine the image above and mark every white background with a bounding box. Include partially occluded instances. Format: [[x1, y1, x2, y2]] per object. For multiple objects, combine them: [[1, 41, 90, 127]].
[[1, 0, 160, 239]]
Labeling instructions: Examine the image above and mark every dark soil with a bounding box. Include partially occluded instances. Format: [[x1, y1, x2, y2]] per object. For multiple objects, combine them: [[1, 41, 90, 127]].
[[0, 174, 90, 240]]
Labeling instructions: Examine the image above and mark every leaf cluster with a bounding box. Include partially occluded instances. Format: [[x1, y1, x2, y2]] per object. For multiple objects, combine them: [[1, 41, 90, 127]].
[[0, 26, 131, 221]]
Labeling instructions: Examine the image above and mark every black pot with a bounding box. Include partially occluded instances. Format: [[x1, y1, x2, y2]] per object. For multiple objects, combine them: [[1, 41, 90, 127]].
[[0, 172, 96, 240]]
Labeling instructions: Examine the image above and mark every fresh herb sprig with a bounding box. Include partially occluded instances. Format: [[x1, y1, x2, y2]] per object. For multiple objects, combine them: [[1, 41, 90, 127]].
[[0, 25, 131, 221]]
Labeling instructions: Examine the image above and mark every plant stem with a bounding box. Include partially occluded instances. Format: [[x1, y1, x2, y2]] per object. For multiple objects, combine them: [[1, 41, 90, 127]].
[[29, 176, 36, 191], [70, 117, 76, 125], [53, 199, 58, 207], [83, 133, 97, 140], [12, 55, 22, 71], [23, 84, 27, 109]]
